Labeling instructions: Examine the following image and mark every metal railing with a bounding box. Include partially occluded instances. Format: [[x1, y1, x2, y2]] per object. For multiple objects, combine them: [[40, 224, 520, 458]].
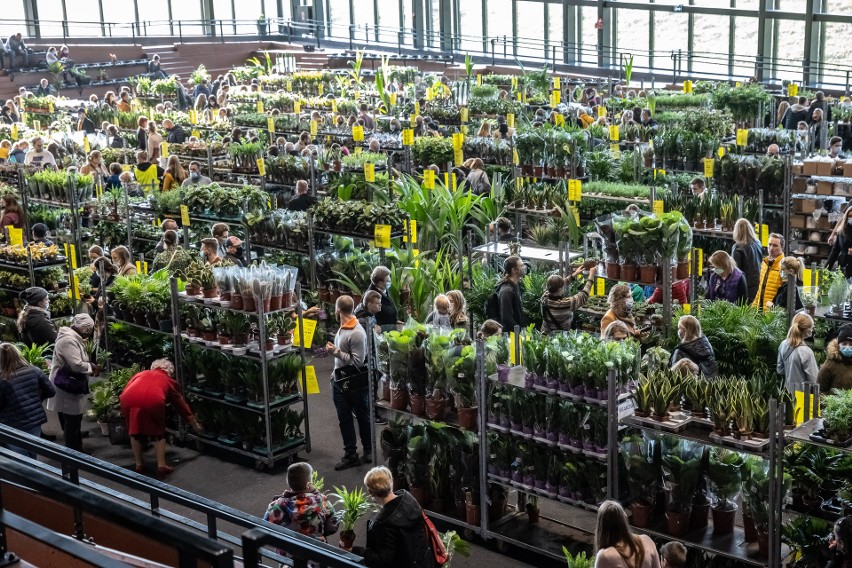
[[0, 425, 363, 568]]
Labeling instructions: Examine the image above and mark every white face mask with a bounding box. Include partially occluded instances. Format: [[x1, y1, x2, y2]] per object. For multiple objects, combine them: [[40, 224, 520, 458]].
[[713, 267, 724, 275], [385, 280, 391, 291], [624, 299, 634, 311]]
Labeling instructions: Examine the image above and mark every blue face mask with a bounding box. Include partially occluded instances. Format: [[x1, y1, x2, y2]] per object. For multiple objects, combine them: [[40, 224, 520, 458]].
[[841, 346, 852, 358]]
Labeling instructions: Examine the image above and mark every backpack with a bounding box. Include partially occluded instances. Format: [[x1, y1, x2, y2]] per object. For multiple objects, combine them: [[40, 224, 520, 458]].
[[485, 282, 505, 321], [422, 511, 449, 566]]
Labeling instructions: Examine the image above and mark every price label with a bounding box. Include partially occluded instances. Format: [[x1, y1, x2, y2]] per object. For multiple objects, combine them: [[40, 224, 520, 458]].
[[610, 144, 621, 158], [364, 162, 376, 182], [256, 158, 266, 176], [189, 110, 197, 124], [304, 365, 320, 394], [414, 101, 420, 116], [452, 132, 464, 150], [653, 200, 664, 215], [425, 87, 433, 101], [352, 125, 364, 141], [331, 100, 337, 113], [759, 224, 769, 247], [454, 148, 463, 166], [596, 277, 605, 296], [804, 268, 813, 287], [554, 113, 565, 127], [256, 100, 264, 113], [389, 92, 397, 106], [609, 125, 619, 141], [517, 91, 523, 102], [683, 303, 691, 314], [654, 169, 666, 179], [553, 77, 560, 90], [135, 261, 142, 274], [695, 248, 704, 276], [717, 146, 726, 158], [476, 74, 482, 86], [410, 114, 417, 127], [69, 273, 78, 300], [318, 84, 324, 95], [567, 179, 582, 201], [444, 172, 450, 189], [683, 80, 693, 94], [10, 125, 17, 141], [513, 149, 519, 165], [423, 169, 435, 189], [83, 136, 91, 153], [310, 119, 318, 137], [159, 141, 169, 159], [451, 172, 458, 192], [552, 89, 561, 105], [506, 113, 514, 128], [294, 101, 301, 113], [374, 224, 391, 248], [736, 129, 749, 147], [461, 107, 468, 123], [511, 77, 518, 90], [69, 244, 78, 269], [509, 332, 517, 365], [409, 219, 417, 244], [267, 117, 275, 133], [618, 398, 637, 420], [180, 205, 191, 226], [787, 83, 799, 97], [598, 106, 607, 118], [293, 318, 318, 349], [794, 390, 819, 425], [48, 101, 54, 113], [402, 129, 414, 146], [191, 129, 201, 138], [704, 158, 714, 178], [7, 227, 22, 246]]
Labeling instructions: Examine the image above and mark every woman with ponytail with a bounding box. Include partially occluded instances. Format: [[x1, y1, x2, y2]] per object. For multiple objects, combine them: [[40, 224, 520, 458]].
[[594, 500, 660, 568], [777, 312, 818, 392]]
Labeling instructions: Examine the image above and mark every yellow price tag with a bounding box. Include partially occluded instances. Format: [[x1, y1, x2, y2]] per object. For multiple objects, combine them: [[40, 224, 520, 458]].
[[135, 261, 142, 273], [609, 125, 619, 141], [452, 132, 463, 150], [414, 101, 420, 116], [374, 224, 391, 248], [318, 84, 324, 95], [704, 158, 714, 178], [256, 100, 264, 113], [10, 125, 18, 141], [553, 77, 560, 90], [389, 92, 397, 106], [461, 107, 468, 123], [759, 224, 769, 247], [695, 248, 704, 276], [409, 114, 417, 127], [425, 87, 433, 101], [310, 119, 318, 137], [554, 114, 565, 127], [476, 74, 482, 86], [517, 92, 523, 102], [7, 227, 22, 246], [511, 77, 518, 90], [787, 83, 799, 97], [423, 169, 435, 189], [364, 162, 375, 182], [683, 303, 691, 314], [568, 179, 582, 201], [506, 113, 514, 128], [161, 141, 169, 158], [717, 146, 726, 158], [552, 89, 561, 105], [653, 200, 664, 215], [191, 129, 201, 138], [794, 390, 819, 425], [402, 129, 414, 146], [294, 101, 301, 113], [304, 365, 320, 395], [454, 148, 463, 166], [180, 205, 191, 226], [598, 106, 607, 118], [189, 110, 197, 124], [508, 332, 517, 365], [331, 100, 337, 113], [512, 149, 519, 165], [292, 317, 318, 348], [143, 262, 148, 274], [352, 125, 364, 141], [444, 172, 449, 189], [267, 117, 276, 134], [69, 244, 78, 269], [736, 129, 749, 147], [596, 277, 605, 296], [256, 158, 266, 176], [409, 220, 417, 244], [803, 268, 813, 287], [683, 80, 693, 94], [83, 136, 90, 153]]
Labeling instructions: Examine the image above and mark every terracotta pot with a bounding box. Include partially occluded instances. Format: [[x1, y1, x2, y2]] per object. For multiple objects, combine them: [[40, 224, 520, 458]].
[[218, 334, 231, 345], [409, 392, 425, 416], [620, 263, 637, 282], [426, 396, 448, 420], [390, 386, 409, 410], [527, 506, 540, 524], [533, 166, 544, 178], [676, 261, 690, 280], [665, 511, 690, 537], [220, 291, 232, 302], [269, 295, 282, 311], [230, 293, 243, 310], [711, 507, 736, 535], [690, 501, 710, 529], [233, 333, 249, 346], [606, 262, 620, 280], [466, 503, 481, 526], [260, 339, 275, 352], [379, 379, 390, 402], [277, 333, 292, 346], [757, 529, 769, 557], [639, 265, 657, 284], [186, 285, 201, 296], [630, 502, 654, 528], [243, 295, 257, 312], [458, 406, 478, 431], [202, 330, 216, 342], [742, 514, 757, 542], [202, 287, 218, 298], [339, 530, 356, 549], [262, 298, 271, 313]]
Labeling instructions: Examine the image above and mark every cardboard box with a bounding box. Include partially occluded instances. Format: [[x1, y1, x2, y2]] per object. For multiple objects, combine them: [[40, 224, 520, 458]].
[[791, 215, 806, 229], [795, 198, 816, 213], [818, 159, 836, 176], [817, 181, 834, 195], [792, 163, 804, 175], [803, 159, 820, 176], [817, 216, 832, 230], [843, 161, 852, 178], [793, 177, 808, 194]]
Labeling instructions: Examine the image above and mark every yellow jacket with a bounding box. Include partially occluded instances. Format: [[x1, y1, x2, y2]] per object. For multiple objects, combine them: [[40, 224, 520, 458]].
[[752, 256, 783, 312]]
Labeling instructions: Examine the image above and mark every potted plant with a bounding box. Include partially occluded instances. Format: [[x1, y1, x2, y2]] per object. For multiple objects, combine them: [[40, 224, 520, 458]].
[[819, 389, 852, 446], [661, 437, 704, 537], [525, 494, 540, 524], [706, 448, 744, 534], [781, 515, 834, 567], [563, 549, 593, 568], [621, 433, 660, 528], [332, 486, 376, 549]]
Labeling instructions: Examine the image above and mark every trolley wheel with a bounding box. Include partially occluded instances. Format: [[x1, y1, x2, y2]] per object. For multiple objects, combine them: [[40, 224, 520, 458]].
[[193, 438, 204, 452], [462, 528, 475, 541], [493, 539, 508, 554], [255, 459, 269, 472]]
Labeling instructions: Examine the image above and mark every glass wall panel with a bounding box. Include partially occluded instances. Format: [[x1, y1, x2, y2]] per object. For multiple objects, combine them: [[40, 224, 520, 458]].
[[731, 15, 758, 78], [736, 0, 759, 9], [328, 0, 349, 36], [579, 7, 598, 65], [100, 0, 137, 36], [65, 0, 102, 36], [774, 18, 804, 81], [138, 0, 176, 36], [171, 0, 206, 36], [459, 0, 483, 54], [351, 0, 375, 36], [692, 13, 730, 77], [825, 23, 852, 70], [377, 0, 401, 44], [233, 0, 263, 34], [516, 1, 544, 59], [616, 9, 650, 72], [825, 0, 852, 13], [778, 0, 806, 9], [487, 0, 512, 41], [38, 0, 69, 38], [653, 10, 688, 71], [548, 3, 564, 65], [0, 1, 26, 40]]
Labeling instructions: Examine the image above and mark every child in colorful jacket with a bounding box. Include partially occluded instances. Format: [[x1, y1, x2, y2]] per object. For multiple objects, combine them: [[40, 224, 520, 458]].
[[264, 462, 338, 548]]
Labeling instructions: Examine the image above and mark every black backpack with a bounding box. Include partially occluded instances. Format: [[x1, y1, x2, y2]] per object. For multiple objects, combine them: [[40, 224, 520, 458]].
[[485, 282, 506, 321]]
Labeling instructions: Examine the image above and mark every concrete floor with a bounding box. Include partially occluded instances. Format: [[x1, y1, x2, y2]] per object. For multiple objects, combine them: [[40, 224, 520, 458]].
[[43, 353, 588, 567]]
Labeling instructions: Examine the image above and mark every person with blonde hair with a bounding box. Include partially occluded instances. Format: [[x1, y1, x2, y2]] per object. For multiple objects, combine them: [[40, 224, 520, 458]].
[[119, 359, 201, 477], [669, 315, 718, 378], [446, 289, 469, 329], [594, 500, 660, 568], [776, 100, 790, 127], [425, 294, 451, 328], [731, 218, 764, 303], [477, 121, 491, 138], [162, 155, 187, 190], [603, 320, 631, 342], [827, 204, 852, 277], [768, 256, 803, 312], [707, 250, 747, 304], [466, 157, 491, 195], [777, 312, 818, 392], [600, 283, 639, 338], [346, 466, 434, 566], [80, 150, 109, 178], [110, 245, 137, 276]]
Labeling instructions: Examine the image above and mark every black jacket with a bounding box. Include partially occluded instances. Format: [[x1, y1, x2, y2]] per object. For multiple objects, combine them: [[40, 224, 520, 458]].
[[782, 104, 809, 130], [827, 231, 852, 278], [353, 490, 434, 568], [77, 117, 96, 134], [166, 125, 186, 144], [136, 127, 147, 151], [497, 279, 523, 333], [364, 283, 398, 330], [286, 194, 317, 212], [731, 240, 764, 304], [109, 135, 126, 148], [772, 278, 803, 312], [20, 308, 57, 346], [0, 365, 55, 431], [669, 336, 718, 379]]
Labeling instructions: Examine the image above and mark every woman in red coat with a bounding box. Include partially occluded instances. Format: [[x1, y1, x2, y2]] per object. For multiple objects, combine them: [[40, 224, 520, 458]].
[[120, 359, 201, 477]]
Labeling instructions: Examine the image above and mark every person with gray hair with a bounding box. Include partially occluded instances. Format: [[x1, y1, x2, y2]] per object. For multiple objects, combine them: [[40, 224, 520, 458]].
[[363, 266, 398, 332], [46, 314, 98, 451], [119, 359, 201, 477]]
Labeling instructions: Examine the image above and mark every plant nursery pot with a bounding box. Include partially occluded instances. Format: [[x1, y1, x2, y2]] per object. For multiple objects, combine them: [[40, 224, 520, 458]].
[[630, 503, 654, 528], [339, 530, 356, 549], [711, 507, 736, 535], [466, 503, 481, 526], [277, 333, 292, 346], [230, 293, 243, 311], [665, 511, 691, 538], [219, 291, 231, 302], [260, 339, 275, 352], [218, 334, 232, 345], [527, 506, 540, 524], [262, 298, 271, 312], [691, 502, 710, 529], [489, 494, 507, 522], [742, 514, 758, 542], [379, 379, 390, 402], [409, 393, 426, 416], [533, 166, 544, 178], [133, 310, 148, 326], [606, 262, 621, 280], [676, 261, 690, 280], [390, 386, 409, 410], [97, 421, 110, 436], [639, 265, 657, 284], [269, 295, 282, 311], [497, 364, 510, 382], [242, 295, 257, 312], [806, 306, 816, 316], [233, 333, 249, 347], [426, 396, 448, 420], [458, 406, 478, 431], [318, 286, 330, 302], [621, 263, 637, 281], [186, 285, 201, 296], [202, 331, 216, 342], [282, 292, 294, 307], [757, 529, 769, 557]]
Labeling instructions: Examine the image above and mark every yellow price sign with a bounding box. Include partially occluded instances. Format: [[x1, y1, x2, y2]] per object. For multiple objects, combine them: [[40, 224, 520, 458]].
[[609, 125, 619, 141], [303, 365, 320, 395], [410, 113, 417, 127], [389, 92, 397, 106], [736, 129, 749, 147], [787, 83, 799, 97], [161, 141, 169, 158], [425, 87, 433, 101], [352, 125, 364, 142], [256, 158, 266, 176], [568, 179, 582, 201], [704, 158, 714, 178], [683, 303, 691, 314], [189, 110, 197, 124], [803, 268, 813, 287], [294, 101, 301, 113], [454, 148, 464, 166], [552, 89, 561, 105], [759, 224, 769, 247], [256, 100, 264, 113], [7, 227, 22, 246], [506, 113, 514, 128], [695, 248, 704, 276], [596, 277, 605, 296], [508, 332, 517, 365], [517, 92, 523, 102], [423, 169, 435, 189], [653, 200, 664, 215], [364, 162, 376, 182], [331, 100, 337, 113], [69, 244, 78, 269], [476, 74, 482, 86], [310, 119, 318, 137], [554, 114, 565, 127], [511, 77, 518, 90], [512, 149, 519, 165], [414, 101, 420, 116], [143, 262, 149, 275], [553, 77, 560, 90], [461, 107, 468, 123], [10, 125, 18, 141], [374, 224, 391, 248], [318, 84, 324, 95], [794, 390, 819, 425], [267, 116, 275, 133], [135, 261, 142, 274], [409, 219, 417, 244], [452, 132, 464, 150], [191, 129, 201, 138], [598, 106, 607, 118], [402, 129, 414, 146], [717, 146, 726, 159], [180, 205, 191, 226], [451, 173, 458, 192], [83, 136, 90, 153], [292, 318, 318, 349], [683, 80, 693, 94]]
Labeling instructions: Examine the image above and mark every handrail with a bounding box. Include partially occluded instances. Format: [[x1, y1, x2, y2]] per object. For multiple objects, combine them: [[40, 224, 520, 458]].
[[0, 425, 364, 568]]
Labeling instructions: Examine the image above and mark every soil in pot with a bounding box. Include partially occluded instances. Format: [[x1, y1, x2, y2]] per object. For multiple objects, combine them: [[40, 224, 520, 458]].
[[339, 530, 356, 549], [639, 265, 657, 284], [630, 502, 654, 528], [390, 386, 409, 411], [665, 511, 691, 537], [458, 406, 478, 431], [711, 507, 736, 535]]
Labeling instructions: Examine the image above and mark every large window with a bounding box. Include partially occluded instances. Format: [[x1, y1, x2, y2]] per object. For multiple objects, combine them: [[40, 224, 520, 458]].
[[516, 1, 544, 59], [616, 9, 650, 72], [458, 0, 483, 54], [731, 15, 759, 79], [579, 7, 599, 65], [774, 18, 805, 81], [653, 10, 688, 71], [0, 1, 26, 41], [66, 0, 103, 37], [548, 3, 564, 65], [377, 0, 401, 44], [692, 14, 730, 77]]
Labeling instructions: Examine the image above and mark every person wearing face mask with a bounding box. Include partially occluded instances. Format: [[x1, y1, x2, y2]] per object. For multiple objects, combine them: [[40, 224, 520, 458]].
[[181, 161, 212, 187], [706, 251, 748, 304], [17, 287, 56, 346], [751, 233, 785, 313], [46, 314, 99, 452], [490, 256, 525, 333], [669, 315, 718, 379], [818, 324, 852, 393], [777, 312, 818, 392], [364, 266, 399, 332], [768, 256, 803, 312], [826, 206, 852, 278], [600, 284, 639, 339], [200, 238, 221, 265], [828, 136, 847, 160], [223, 236, 246, 267]]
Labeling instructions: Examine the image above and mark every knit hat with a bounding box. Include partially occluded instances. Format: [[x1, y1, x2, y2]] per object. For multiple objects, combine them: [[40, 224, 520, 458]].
[[71, 313, 95, 331], [19, 287, 48, 305], [838, 324, 852, 345]]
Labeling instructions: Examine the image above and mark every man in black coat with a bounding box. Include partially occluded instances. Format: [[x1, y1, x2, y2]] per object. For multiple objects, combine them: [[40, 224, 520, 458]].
[[76, 108, 95, 135], [136, 117, 148, 151], [364, 266, 399, 332], [18, 287, 57, 346], [285, 180, 316, 212], [162, 119, 186, 144]]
